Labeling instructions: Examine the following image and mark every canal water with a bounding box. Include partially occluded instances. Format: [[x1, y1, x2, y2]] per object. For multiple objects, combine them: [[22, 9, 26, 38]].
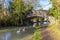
[[0, 27, 35, 40]]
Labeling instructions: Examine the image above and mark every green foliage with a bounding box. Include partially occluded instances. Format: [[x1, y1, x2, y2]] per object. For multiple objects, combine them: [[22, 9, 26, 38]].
[[9, 0, 24, 25], [33, 18, 43, 40], [33, 25, 41, 40], [33, 29, 40, 40], [0, 0, 33, 26], [8, 0, 33, 25], [49, 5, 58, 19], [49, 0, 60, 19]]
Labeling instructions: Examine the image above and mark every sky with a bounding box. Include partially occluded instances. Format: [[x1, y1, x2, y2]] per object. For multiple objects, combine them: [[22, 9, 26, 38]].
[[34, 0, 52, 10], [40, 0, 52, 10], [4, 0, 12, 8], [0, 0, 52, 10]]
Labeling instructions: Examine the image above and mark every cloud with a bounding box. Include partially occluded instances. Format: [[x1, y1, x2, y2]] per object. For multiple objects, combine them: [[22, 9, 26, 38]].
[[34, 0, 52, 10], [43, 4, 52, 10]]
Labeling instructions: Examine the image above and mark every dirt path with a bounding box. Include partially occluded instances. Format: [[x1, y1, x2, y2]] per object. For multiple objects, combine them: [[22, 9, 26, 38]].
[[41, 25, 60, 40], [41, 27, 54, 40]]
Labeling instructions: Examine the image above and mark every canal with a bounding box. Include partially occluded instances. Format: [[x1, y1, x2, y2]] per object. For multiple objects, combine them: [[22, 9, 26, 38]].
[[0, 26, 35, 40]]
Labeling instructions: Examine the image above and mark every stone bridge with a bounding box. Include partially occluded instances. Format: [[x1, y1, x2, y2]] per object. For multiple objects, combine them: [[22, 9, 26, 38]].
[[26, 10, 48, 18]]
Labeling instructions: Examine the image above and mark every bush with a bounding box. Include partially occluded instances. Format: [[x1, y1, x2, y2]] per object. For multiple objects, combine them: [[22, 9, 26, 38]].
[[33, 29, 40, 40], [33, 25, 41, 40]]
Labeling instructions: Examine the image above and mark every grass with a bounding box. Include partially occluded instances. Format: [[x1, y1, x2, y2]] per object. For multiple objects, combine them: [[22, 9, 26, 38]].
[[33, 29, 40, 40], [33, 20, 60, 40], [48, 21, 60, 40], [33, 25, 42, 40]]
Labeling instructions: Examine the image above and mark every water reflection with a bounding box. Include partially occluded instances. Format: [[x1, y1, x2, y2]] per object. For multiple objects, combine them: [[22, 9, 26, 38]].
[[0, 27, 34, 40], [2, 32, 11, 40]]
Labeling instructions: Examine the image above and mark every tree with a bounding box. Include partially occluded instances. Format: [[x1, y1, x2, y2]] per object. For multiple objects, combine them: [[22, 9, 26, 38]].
[[49, 0, 60, 19], [8, 0, 33, 25], [2, 0, 5, 13]]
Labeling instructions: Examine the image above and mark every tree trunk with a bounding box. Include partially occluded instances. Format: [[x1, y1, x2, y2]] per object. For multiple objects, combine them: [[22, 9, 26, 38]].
[[2, 0, 5, 14]]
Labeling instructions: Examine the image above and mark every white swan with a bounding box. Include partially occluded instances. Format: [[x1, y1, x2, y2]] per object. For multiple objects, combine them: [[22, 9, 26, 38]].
[[16, 29, 21, 34], [22, 27, 25, 32]]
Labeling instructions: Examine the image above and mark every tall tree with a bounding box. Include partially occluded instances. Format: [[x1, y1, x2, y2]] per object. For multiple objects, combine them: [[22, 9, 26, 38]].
[[8, 0, 33, 25], [49, 0, 60, 19]]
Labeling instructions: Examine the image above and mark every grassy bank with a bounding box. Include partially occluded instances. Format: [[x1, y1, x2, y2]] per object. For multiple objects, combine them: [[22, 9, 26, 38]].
[[33, 25, 41, 40]]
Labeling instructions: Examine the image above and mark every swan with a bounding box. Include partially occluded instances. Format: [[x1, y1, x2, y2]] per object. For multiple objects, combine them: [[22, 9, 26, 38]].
[[16, 29, 21, 34], [22, 27, 25, 32]]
